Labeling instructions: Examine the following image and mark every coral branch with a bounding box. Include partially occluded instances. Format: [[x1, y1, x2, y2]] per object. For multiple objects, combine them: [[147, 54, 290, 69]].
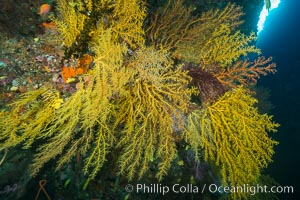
[[115, 47, 195, 180], [215, 56, 277, 88], [185, 87, 279, 199]]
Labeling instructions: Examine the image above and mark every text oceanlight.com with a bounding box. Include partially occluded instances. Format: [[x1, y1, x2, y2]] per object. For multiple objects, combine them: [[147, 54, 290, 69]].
[[124, 183, 294, 196]]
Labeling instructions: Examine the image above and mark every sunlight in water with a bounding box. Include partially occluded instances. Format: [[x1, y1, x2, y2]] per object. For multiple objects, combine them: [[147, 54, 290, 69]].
[[257, 0, 281, 34]]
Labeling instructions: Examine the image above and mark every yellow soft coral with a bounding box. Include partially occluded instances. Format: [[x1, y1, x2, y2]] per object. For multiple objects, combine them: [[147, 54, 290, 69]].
[[0, 88, 62, 149], [185, 87, 279, 199], [115, 47, 195, 180], [29, 29, 128, 179], [147, 1, 244, 52], [199, 25, 260, 67], [171, 3, 245, 64], [0, 1, 279, 187], [0, 28, 128, 179], [53, 0, 88, 47], [54, 0, 146, 51], [111, 0, 146, 48]]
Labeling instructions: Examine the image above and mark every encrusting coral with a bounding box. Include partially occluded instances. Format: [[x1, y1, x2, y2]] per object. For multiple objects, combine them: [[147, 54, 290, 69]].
[[0, 0, 279, 199], [61, 54, 93, 83]]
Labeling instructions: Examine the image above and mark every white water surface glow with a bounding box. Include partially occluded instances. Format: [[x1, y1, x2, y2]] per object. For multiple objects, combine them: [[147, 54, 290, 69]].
[[257, 0, 281, 34]]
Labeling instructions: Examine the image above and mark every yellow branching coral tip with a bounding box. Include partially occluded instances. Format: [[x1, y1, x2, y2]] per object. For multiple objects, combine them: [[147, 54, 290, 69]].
[[53, 0, 88, 47], [172, 3, 245, 65], [185, 87, 279, 199], [52, 92, 64, 109], [199, 25, 261, 67]]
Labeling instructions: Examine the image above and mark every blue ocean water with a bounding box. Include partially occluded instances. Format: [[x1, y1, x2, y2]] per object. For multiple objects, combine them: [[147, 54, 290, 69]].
[[257, 0, 300, 198]]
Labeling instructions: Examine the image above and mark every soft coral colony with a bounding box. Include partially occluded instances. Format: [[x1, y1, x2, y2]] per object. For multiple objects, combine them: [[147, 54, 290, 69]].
[[0, 0, 279, 199]]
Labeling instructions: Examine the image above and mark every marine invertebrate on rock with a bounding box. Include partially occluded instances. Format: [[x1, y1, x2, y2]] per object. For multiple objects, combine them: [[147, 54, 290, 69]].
[[61, 54, 93, 83], [187, 66, 226, 105], [38, 4, 51, 16]]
